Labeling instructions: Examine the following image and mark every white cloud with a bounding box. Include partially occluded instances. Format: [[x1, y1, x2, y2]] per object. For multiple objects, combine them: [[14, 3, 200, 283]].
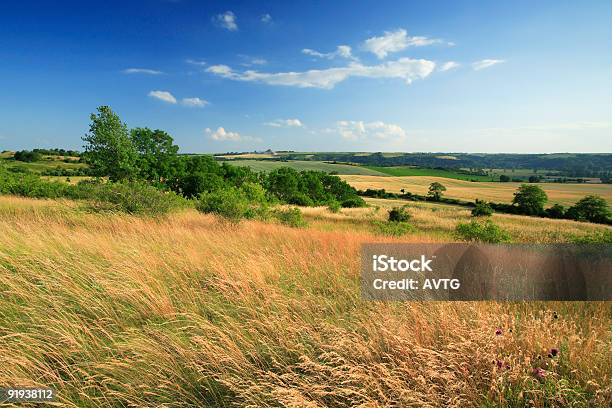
[[181, 97, 209, 107], [148, 90, 177, 104], [302, 45, 356, 60], [335, 120, 407, 142], [439, 61, 460, 72], [186, 59, 207, 67], [363, 29, 445, 59], [213, 11, 238, 31], [123, 68, 163, 75], [472, 59, 505, 70], [206, 127, 241, 141], [238, 55, 267, 66], [261, 13, 272, 23], [264, 118, 303, 128], [205, 127, 261, 142], [206, 57, 435, 89]]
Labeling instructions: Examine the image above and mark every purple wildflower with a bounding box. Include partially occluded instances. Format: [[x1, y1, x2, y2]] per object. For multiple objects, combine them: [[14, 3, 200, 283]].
[[532, 367, 547, 381]]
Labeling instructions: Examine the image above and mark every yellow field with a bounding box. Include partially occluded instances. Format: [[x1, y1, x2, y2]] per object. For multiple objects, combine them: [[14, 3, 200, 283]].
[[342, 175, 612, 206], [0, 195, 610, 406]]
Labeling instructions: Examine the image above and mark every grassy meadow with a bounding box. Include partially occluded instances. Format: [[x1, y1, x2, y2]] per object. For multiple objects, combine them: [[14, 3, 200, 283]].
[[0, 195, 611, 407], [342, 175, 612, 206], [363, 166, 496, 181], [223, 159, 387, 175]]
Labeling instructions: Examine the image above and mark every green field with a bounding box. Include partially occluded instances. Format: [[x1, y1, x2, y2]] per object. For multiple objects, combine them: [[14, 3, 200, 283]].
[[364, 166, 496, 181], [0, 152, 86, 173], [227, 160, 387, 175]]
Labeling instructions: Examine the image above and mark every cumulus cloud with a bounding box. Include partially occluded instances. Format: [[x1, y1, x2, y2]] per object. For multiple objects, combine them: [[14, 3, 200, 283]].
[[472, 59, 505, 70], [264, 119, 303, 128], [206, 127, 240, 141], [213, 11, 238, 31], [206, 127, 261, 142], [335, 120, 407, 142], [439, 61, 460, 72], [363, 29, 445, 59], [302, 45, 356, 60], [148, 90, 177, 104], [181, 97, 209, 107], [261, 13, 272, 23], [206, 57, 435, 89], [123, 68, 163, 75]]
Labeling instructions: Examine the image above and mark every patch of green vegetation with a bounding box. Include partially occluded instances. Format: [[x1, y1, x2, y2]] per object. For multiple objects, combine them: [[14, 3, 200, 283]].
[[228, 160, 387, 175], [364, 166, 495, 181], [1, 155, 87, 174]]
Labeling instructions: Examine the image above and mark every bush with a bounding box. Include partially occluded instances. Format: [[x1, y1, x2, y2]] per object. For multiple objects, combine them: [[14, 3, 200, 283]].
[[455, 219, 511, 243], [341, 196, 366, 208], [196, 187, 250, 223], [471, 200, 493, 217], [327, 200, 341, 213], [196, 184, 271, 223], [83, 181, 186, 216], [0, 167, 70, 198], [545, 203, 565, 219], [374, 221, 414, 237], [14, 150, 42, 162], [287, 192, 314, 207], [273, 207, 307, 228], [388, 206, 410, 222]]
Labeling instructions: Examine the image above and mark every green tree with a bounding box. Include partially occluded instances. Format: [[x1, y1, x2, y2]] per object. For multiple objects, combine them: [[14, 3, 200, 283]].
[[427, 182, 446, 201], [499, 175, 510, 182], [82, 106, 136, 181], [566, 195, 610, 223], [130, 127, 179, 183], [512, 184, 547, 215], [265, 167, 300, 202]]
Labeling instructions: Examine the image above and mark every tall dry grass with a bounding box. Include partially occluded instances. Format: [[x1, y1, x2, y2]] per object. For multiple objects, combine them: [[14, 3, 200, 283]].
[[0, 196, 610, 407]]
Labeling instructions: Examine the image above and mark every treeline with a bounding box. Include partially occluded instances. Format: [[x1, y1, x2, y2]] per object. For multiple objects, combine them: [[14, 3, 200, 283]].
[[12, 149, 81, 163], [360, 183, 612, 225], [81, 106, 364, 208], [0, 106, 365, 217], [286, 152, 612, 179]]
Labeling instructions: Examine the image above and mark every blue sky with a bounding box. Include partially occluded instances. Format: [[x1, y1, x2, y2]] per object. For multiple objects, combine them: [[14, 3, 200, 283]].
[[1, 0, 611, 153]]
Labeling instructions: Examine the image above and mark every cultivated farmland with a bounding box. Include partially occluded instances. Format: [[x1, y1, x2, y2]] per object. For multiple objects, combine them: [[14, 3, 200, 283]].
[[342, 175, 612, 206]]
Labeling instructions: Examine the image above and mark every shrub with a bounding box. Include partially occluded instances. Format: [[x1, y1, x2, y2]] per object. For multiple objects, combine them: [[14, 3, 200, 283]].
[[471, 200, 493, 217], [327, 200, 341, 213], [374, 221, 414, 237], [287, 192, 314, 207], [13, 150, 42, 162], [84, 181, 185, 216], [273, 207, 307, 228], [196, 187, 250, 223], [388, 206, 410, 222], [455, 219, 511, 243], [341, 196, 366, 208], [545, 203, 565, 219]]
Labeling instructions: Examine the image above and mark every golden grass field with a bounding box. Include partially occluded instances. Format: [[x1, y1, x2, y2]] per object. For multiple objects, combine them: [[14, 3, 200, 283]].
[[342, 175, 612, 206], [0, 195, 610, 407]]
